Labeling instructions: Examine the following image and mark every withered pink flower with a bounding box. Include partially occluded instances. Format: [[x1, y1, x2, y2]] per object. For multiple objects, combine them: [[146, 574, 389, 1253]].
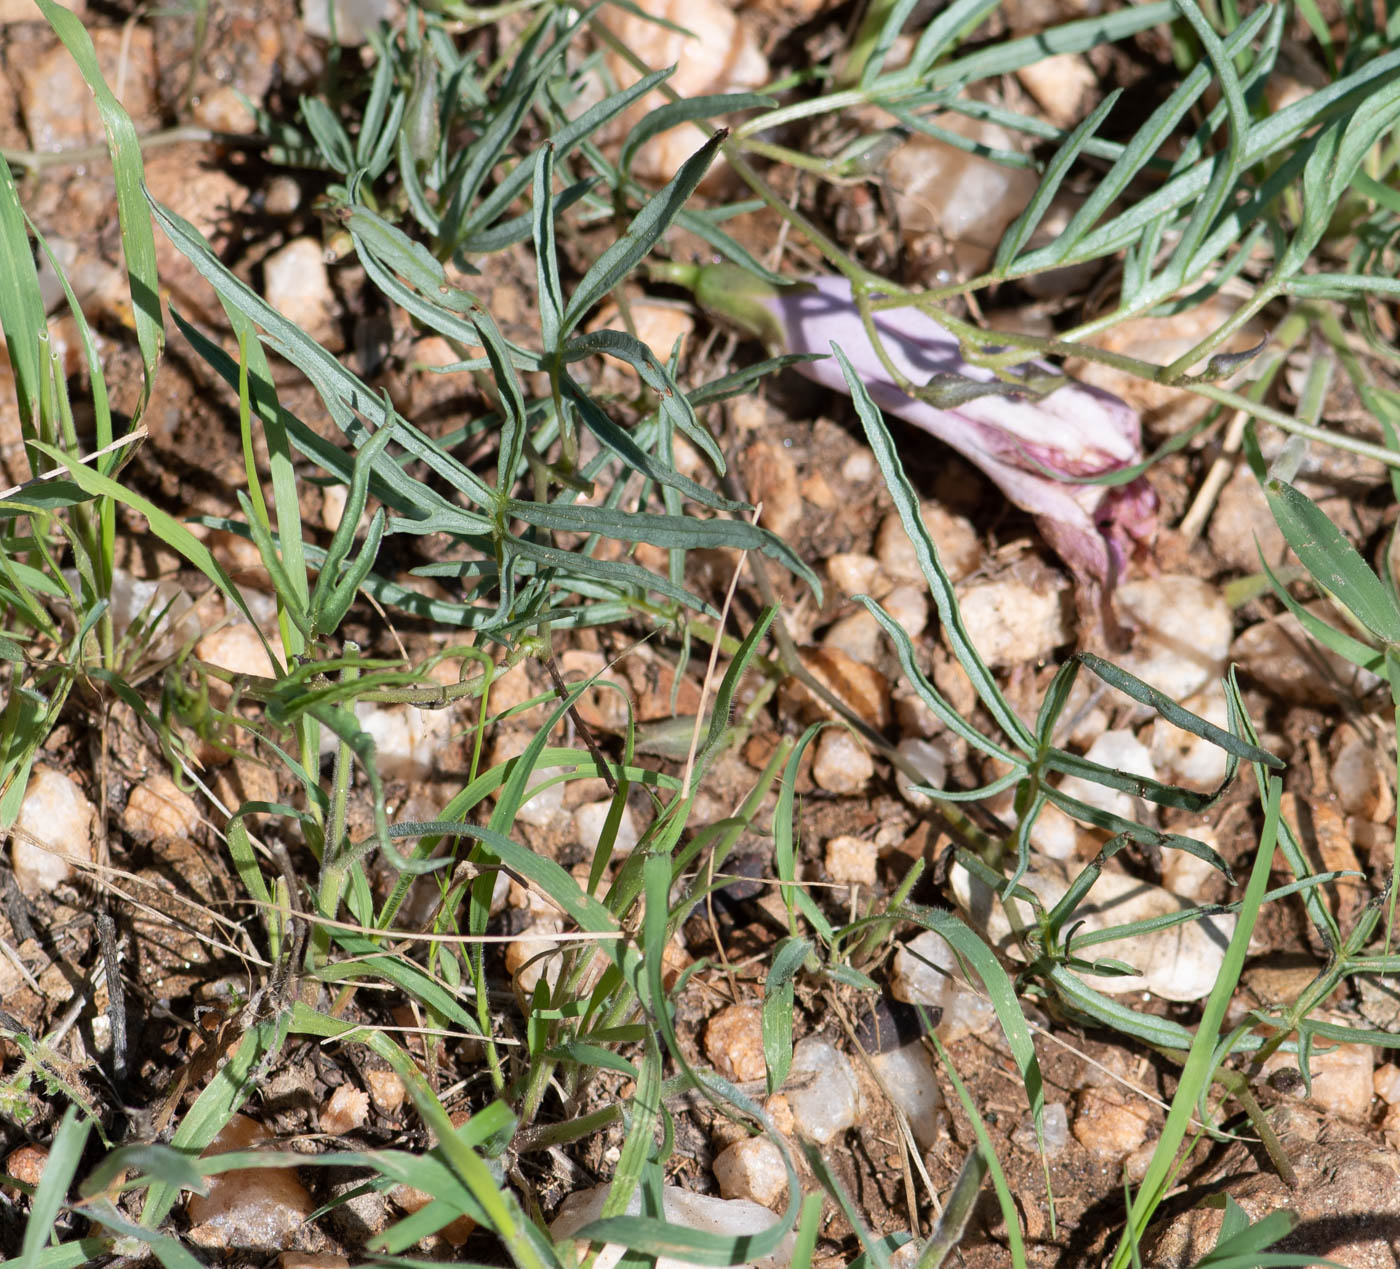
[[675, 266, 1157, 588]]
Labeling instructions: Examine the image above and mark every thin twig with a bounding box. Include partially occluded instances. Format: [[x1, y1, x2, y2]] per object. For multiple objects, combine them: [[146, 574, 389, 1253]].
[[0, 428, 148, 501], [681, 504, 762, 801], [1178, 408, 1249, 543], [544, 651, 618, 794]]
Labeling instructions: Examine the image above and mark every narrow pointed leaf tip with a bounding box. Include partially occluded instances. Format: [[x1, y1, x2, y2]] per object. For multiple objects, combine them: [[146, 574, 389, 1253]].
[[694, 269, 1156, 589]]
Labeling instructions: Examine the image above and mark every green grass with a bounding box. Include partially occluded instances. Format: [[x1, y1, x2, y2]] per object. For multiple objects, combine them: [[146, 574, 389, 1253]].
[[2, 1, 1400, 1266]]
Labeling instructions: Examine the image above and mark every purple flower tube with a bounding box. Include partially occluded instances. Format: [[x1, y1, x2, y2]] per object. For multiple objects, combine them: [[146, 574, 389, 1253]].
[[671, 265, 1157, 590]]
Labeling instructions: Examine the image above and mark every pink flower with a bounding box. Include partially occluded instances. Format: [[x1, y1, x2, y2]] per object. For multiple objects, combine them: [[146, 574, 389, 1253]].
[[672, 265, 1158, 590]]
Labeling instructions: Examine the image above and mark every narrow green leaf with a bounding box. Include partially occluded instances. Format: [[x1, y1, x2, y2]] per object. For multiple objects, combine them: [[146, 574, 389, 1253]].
[[1243, 426, 1400, 645], [620, 92, 773, 175], [37, 0, 162, 401], [833, 344, 1034, 752], [17, 1108, 88, 1269], [994, 89, 1122, 273], [763, 937, 809, 1093], [534, 144, 564, 351], [563, 130, 726, 334]]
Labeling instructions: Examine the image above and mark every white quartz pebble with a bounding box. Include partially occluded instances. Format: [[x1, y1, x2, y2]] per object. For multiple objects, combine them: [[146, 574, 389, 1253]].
[[1115, 576, 1232, 702], [10, 767, 94, 896], [354, 702, 455, 782], [712, 1136, 788, 1209], [890, 930, 996, 1044], [894, 738, 948, 810], [869, 1043, 943, 1150], [550, 1183, 793, 1269], [785, 1038, 860, 1144], [956, 577, 1070, 668], [263, 237, 336, 342], [574, 800, 640, 857], [1056, 729, 1157, 825], [812, 729, 873, 794]]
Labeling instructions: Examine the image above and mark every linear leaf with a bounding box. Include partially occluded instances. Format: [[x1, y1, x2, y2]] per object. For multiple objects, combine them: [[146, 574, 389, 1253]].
[[563, 130, 725, 333], [37, 0, 162, 402]]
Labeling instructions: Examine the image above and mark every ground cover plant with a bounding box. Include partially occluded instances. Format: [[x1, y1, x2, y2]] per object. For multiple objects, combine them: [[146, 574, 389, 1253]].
[[3, 0, 1400, 1265]]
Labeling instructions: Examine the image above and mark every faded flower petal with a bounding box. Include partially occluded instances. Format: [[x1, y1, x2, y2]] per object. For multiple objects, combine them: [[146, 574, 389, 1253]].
[[762, 275, 1156, 587]]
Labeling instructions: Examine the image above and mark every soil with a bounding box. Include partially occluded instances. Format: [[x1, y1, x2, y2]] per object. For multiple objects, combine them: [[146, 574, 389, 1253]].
[[3, 2, 1400, 1267]]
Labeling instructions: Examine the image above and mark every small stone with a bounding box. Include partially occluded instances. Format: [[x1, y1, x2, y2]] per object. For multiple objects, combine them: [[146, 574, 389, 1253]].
[[890, 930, 996, 1044], [551, 1184, 792, 1269], [882, 112, 1039, 275], [712, 1136, 787, 1209], [186, 1115, 314, 1251], [876, 505, 981, 585], [869, 1042, 944, 1151], [19, 26, 153, 152], [1016, 53, 1096, 128], [1374, 1063, 1400, 1106], [364, 1068, 406, 1114], [764, 1094, 795, 1137], [588, 300, 694, 365], [1028, 801, 1082, 861], [956, 576, 1071, 668], [890, 1240, 920, 1269], [103, 568, 198, 660], [196, 624, 281, 680], [0, 0, 83, 19], [319, 1084, 370, 1135], [192, 85, 257, 134], [1161, 827, 1224, 902], [1231, 604, 1384, 705], [812, 728, 874, 794], [1065, 298, 1266, 436], [1330, 724, 1393, 822], [894, 738, 948, 810], [122, 774, 200, 843], [1012, 1101, 1069, 1157], [841, 450, 877, 484], [1115, 576, 1233, 702], [741, 442, 803, 540], [263, 238, 336, 344], [506, 929, 562, 997], [280, 1255, 351, 1269], [3, 1144, 46, 1187], [950, 858, 1234, 1002], [488, 729, 567, 828], [574, 800, 640, 857], [704, 1004, 767, 1084], [786, 1038, 860, 1144], [10, 767, 94, 896], [353, 703, 456, 782], [881, 585, 929, 642], [826, 552, 883, 597], [1149, 684, 1231, 792], [1057, 729, 1157, 825], [389, 1184, 475, 1246], [597, 0, 768, 186], [1260, 1032, 1374, 1121], [821, 609, 883, 666], [825, 835, 877, 886], [1072, 1088, 1153, 1159], [1209, 464, 1288, 573], [788, 646, 892, 729]]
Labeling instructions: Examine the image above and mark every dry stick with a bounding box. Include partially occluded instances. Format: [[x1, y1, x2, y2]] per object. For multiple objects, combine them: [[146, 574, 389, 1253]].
[[0, 428, 148, 501], [544, 652, 618, 795], [1178, 408, 1249, 544], [680, 504, 763, 801], [682, 507, 763, 1007]]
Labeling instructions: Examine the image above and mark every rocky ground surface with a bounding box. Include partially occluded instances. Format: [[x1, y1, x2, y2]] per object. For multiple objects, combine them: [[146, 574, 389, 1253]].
[[3, 1, 1400, 1267]]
